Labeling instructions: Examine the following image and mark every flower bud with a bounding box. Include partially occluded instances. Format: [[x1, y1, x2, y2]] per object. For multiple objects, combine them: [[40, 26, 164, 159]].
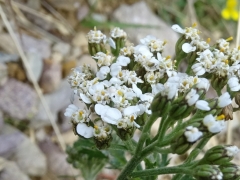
[[199, 145, 239, 165], [219, 163, 240, 180], [170, 135, 192, 155], [221, 104, 233, 120], [94, 134, 112, 150], [193, 165, 223, 180], [116, 126, 135, 141]]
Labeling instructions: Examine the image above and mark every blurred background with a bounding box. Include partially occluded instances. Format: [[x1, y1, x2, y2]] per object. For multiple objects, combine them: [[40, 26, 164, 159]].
[[0, 0, 239, 180]]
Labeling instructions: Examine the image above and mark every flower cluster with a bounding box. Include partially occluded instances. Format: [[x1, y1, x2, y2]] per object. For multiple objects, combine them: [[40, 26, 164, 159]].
[[65, 25, 240, 180]]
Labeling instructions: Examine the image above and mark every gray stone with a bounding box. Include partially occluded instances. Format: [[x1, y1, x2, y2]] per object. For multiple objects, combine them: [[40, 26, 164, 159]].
[[31, 79, 72, 128], [0, 79, 39, 120], [26, 51, 43, 82], [0, 125, 47, 176], [0, 158, 30, 180], [0, 52, 19, 63], [52, 42, 71, 56], [112, 1, 179, 56]]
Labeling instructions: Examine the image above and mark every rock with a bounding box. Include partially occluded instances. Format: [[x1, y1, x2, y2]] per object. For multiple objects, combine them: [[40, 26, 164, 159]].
[[17, 34, 51, 59], [0, 131, 24, 158], [39, 59, 62, 93], [0, 125, 47, 176], [26, 50, 43, 82], [0, 157, 30, 180], [39, 139, 79, 176], [70, 46, 82, 58], [31, 79, 72, 128], [0, 63, 8, 86], [112, 1, 179, 56], [51, 52, 63, 63], [72, 32, 88, 47], [0, 52, 19, 63], [0, 78, 38, 120], [52, 42, 71, 56]]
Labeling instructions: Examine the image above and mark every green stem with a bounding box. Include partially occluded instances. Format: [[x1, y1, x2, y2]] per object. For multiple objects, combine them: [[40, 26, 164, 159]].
[[117, 113, 158, 179], [130, 166, 193, 178], [117, 155, 142, 180]]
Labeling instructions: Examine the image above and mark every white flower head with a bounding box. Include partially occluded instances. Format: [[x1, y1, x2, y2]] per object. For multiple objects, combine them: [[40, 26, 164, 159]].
[[184, 126, 203, 142], [96, 66, 110, 80], [182, 43, 196, 53], [185, 89, 199, 106], [225, 146, 240, 157], [95, 104, 122, 124], [93, 52, 112, 67], [116, 56, 130, 66], [203, 114, 226, 133], [228, 77, 240, 92], [195, 100, 210, 111], [110, 27, 127, 39], [76, 123, 94, 138], [218, 92, 232, 108], [64, 104, 78, 117], [87, 28, 106, 44]]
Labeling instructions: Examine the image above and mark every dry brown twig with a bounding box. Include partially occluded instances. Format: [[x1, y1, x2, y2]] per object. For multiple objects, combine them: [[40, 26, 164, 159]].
[[0, 4, 66, 151]]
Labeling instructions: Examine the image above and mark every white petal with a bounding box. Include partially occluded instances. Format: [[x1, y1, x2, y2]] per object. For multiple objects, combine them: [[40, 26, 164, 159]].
[[182, 43, 196, 53], [76, 123, 94, 138], [95, 104, 109, 116], [108, 37, 116, 49], [123, 106, 140, 116], [103, 108, 122, 124], [132, 84, 142, 97], [80, 93, 92, 104], [110, 63, 121, 76], [171, 24, 184, 33], [195, 100, 210, 111], [117, 56, 130, 66], [218, 92, 232, 108]]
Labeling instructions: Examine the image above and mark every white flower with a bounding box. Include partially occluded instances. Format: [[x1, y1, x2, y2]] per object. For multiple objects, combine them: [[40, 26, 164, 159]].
[[225, 146, 239, 157], [218, 92, 232, 108], [203, 114, 226, 133], [76, 123, 94, 138], [93, 52, 112, 67], [171, 24, 185, 34], [95, 104, 122, 124], [96, 66, 110, 80], [116, 56, 130, 66], [64, 104, 78, 117], [228, 77, 240, 91], [184, 126, 203, 142], [185, 89, 199, 106], [87, 28, 106, 44], [152, 83, 178, 100], [196, 78, 210, 91], [195, 100, 210, 111], [182, 43, 196, 53], [110, 63, 121, 76], [191, 63, 206, 76], [110, 27, 127, 39]]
